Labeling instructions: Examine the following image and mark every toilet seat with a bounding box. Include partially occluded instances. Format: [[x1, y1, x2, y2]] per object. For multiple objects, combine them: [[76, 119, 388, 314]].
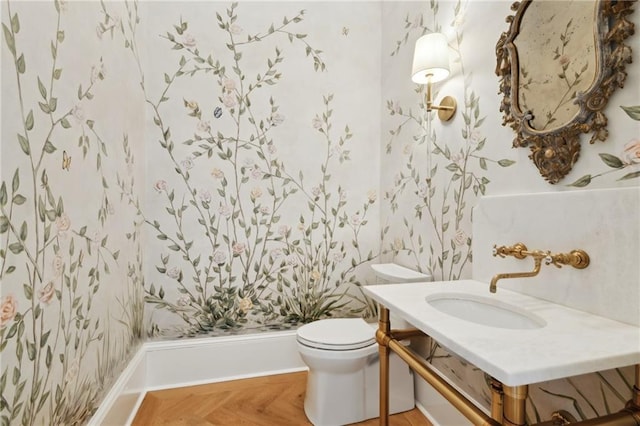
[[297, 318, 376, 351]]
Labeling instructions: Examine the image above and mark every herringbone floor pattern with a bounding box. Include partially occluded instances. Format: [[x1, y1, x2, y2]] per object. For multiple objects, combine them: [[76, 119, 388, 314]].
[[132, 371, 430, 425]]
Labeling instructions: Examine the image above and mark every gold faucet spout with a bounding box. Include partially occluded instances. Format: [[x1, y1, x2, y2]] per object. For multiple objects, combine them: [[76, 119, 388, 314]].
[[490, 257, 542, 293]]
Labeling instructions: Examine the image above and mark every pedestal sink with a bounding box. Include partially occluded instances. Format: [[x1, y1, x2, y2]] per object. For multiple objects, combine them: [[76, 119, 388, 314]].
[[426, 293, 546, 330]]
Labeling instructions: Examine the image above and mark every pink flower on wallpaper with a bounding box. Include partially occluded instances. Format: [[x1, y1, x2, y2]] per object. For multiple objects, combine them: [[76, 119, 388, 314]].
[[271, 113, 285, 126], [278, 225, 290, 237], [1, 294, 17, 327], [250, 167, 264, 180], [453, 229, 468, 247], [223, 93, 236, 108], [312, 116, 323, 130], [212, 250, 227, 265], [211, 168, 224, 179], [250, 187, 262, 201], [199, 189, 212, 203], [197, 120, 211, 134], [166, 267, 180, 279], [285, 254, 298, 266], [223, 78, 236, 92], [232, 242, 246, 255], [230, 23, 243, 35], [55, 213, 71, 233], [52, 255, 64, 277], [350, 213, 361, 226], [71, 105, 85, 123], [181, 157, 194, 170], [218, 203, 232, 218], [622, 139, 640, 165], [177, 295, 191, 307], [182, 33, 197, 48], [39, 281, 56, 305], [154, 180, 168, 192]]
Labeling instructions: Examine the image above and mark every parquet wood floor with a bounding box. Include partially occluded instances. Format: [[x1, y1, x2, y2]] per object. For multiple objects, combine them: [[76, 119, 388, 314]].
[[132, 371, 431, 426]]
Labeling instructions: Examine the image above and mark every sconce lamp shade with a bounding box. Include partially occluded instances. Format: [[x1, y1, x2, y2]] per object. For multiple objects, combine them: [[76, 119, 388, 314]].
[[411, 33, 450, 84]]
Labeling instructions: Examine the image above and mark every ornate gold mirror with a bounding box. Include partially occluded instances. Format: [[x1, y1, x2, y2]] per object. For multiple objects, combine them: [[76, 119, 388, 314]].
[[496, 0, 635, 183]]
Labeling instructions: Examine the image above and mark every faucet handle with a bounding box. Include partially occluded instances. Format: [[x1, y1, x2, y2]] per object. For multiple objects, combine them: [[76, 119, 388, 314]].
[[544, 252, 562, 268]]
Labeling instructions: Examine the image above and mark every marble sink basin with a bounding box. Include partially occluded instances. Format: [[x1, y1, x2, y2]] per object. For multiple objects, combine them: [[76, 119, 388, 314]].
[[364, 280, 640, 386], [426, 293, 545, 330]]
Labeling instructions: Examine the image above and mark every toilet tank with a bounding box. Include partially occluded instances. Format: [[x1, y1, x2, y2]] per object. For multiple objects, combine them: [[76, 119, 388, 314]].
[[371, 263, 431, 284]]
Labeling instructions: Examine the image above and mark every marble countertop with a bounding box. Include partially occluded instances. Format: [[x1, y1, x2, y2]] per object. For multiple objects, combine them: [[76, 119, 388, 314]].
[[364, 280, 640, 386]]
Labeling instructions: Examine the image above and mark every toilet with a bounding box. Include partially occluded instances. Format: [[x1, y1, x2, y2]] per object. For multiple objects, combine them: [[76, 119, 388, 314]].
[[296, 263, 431, 425]]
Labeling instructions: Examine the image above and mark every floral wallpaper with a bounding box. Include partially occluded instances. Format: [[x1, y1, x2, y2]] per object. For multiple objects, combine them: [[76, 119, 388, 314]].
[[1, 0, 638, 424], [381, 0, 639, 423], [0, 1, 145, 424], [138, 1, 383, 336]]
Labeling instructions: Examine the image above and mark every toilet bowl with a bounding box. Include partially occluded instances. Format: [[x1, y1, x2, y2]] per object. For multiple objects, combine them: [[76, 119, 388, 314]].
[[296, 263, 431, 426]]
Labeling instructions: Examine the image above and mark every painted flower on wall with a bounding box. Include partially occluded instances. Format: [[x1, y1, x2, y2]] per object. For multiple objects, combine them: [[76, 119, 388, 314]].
[[1, 1, 145, 424], [568, 106, 640, 187]]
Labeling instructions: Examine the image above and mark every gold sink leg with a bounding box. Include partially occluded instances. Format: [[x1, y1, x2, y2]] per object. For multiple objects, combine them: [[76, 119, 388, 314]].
[[503, 384, 528, 426], [490, 377, 504, 423], [377, 307, 390, 426]]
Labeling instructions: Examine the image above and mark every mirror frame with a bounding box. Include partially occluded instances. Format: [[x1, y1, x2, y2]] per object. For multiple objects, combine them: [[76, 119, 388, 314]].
[[496, 0, 636, 184]]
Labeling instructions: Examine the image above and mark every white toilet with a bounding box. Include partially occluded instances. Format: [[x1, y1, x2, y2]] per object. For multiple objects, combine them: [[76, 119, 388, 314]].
[[296, 263, 431, 425]]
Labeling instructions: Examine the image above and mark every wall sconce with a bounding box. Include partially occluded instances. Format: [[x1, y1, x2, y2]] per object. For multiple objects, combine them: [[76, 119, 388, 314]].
[[411, 33, 457, 122]]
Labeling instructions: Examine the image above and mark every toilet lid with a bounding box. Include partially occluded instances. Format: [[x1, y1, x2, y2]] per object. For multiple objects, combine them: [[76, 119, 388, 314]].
[[296, 318, 376, 350]]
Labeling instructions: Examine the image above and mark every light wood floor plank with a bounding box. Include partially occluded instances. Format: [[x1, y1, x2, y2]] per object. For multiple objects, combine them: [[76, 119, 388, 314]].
[[132, 371, 431, 425]]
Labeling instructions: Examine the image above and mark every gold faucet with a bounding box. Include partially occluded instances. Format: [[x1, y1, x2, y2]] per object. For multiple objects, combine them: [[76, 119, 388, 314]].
[[490, 243, 590, 293]]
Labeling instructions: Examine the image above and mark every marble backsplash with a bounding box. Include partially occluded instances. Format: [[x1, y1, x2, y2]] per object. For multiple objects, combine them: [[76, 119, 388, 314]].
[[472, 187, 640, 326]]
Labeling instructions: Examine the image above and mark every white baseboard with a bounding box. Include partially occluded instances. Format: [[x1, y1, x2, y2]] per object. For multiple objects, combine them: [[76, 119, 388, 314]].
[[90, 330, 306, 426], [92, 329, 480, 426]]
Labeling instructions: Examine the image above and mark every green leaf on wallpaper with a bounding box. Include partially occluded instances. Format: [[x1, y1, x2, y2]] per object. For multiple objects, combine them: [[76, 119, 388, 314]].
[[0, 183, 6, 206], [38, 101, 51, 114], [0, 216, 8, 233], [12, 169, 19, 192], [16, 53, 25, 74], [60, 118, 71, 129], [57, 30, 64, 43], [568, 174, 592, 187], [45, 346, 52, 368], [53, 68, 62, 80], [49, 97, 57, 112], [599, 153, 624, 169], [479, 157, 487, 170], [621, 105, 640, 121], [11, 13, 19, 33], [50, 40, 57, 59], [23, 284, 32, 300], [25, 110, 34, 130], [497, 159, 515, 167], [17, 133, 30, 155], [37, 77, 47, 99], [43, 140, 56, 153], [2, 24, 15, 55], [26, 340, 35, 361], [618, 171, 640, 181], [19, 221, 27, 241]]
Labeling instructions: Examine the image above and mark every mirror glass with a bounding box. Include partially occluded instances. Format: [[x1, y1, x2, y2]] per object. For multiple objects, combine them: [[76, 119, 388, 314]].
[[515, 1, 598, 132]]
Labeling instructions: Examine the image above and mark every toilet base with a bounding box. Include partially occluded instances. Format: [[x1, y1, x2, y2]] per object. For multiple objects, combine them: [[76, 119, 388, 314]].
[[303, 350, 414, 426]]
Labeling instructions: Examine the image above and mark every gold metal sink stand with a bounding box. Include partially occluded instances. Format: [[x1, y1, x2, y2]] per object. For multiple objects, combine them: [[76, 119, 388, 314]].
[[376, 307, 640, 426]]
